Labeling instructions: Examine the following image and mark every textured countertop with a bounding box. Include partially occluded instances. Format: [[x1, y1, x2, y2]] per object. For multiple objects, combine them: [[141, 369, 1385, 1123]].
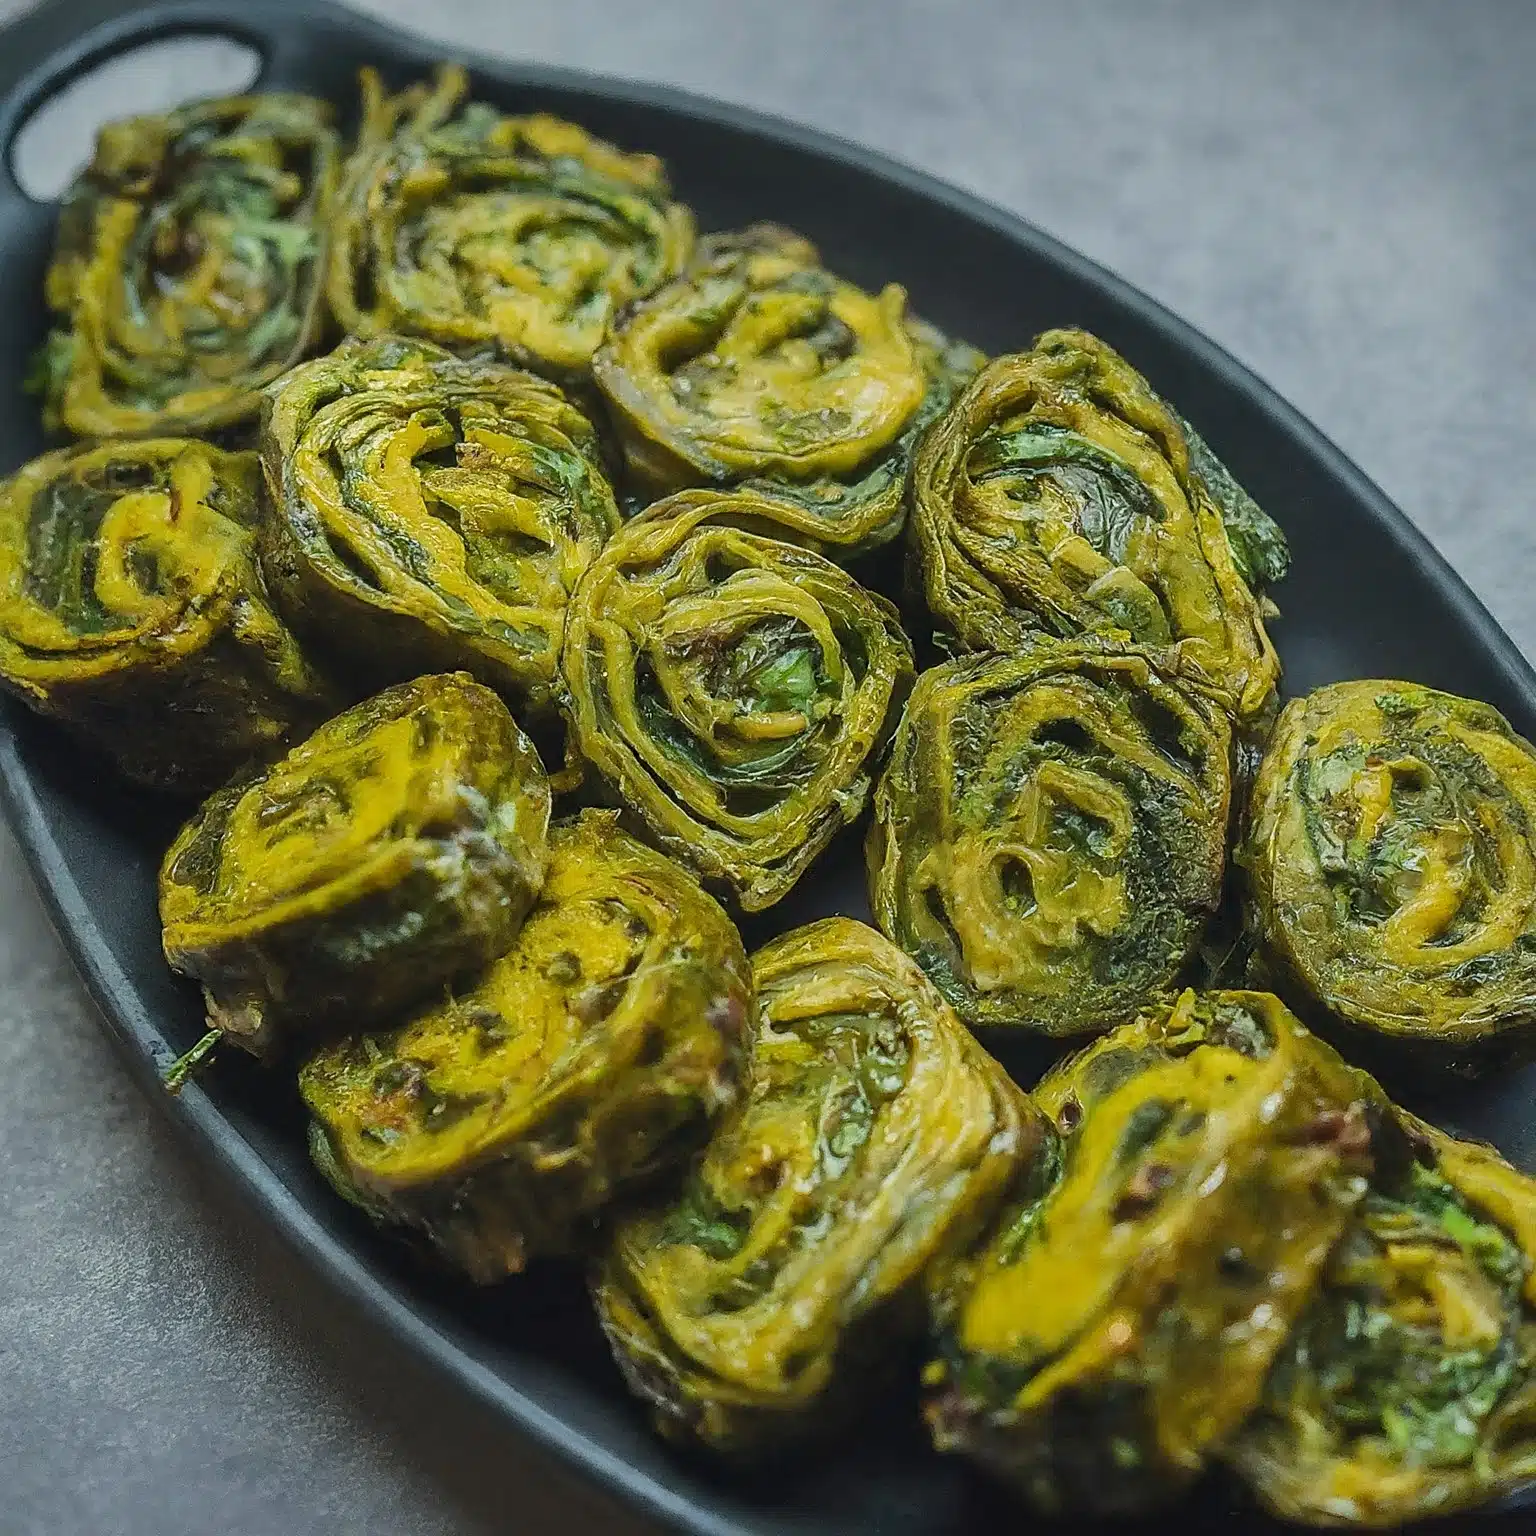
[[2, 2, 1534, 1532]]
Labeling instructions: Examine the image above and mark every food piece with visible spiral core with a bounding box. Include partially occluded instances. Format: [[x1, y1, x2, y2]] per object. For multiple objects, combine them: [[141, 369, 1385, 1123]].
[[327, 64, 694, 382], [301, 810, 749, 1282], [1243, 680, 1536, 1065], [160, 673, 550, 1060], [594, 224, 981, 556], [924, 989, 1376, 1516], [32, 92, 339, 438], [593, 917, 1044, 1454], [259, 333, 620, 715], [1228, 1112, 1536, 1529], [868, 638, 1232, 1037], [560, 488, 915, 910], [0, 438, 334, 791], [910, 328, 1282, 725]]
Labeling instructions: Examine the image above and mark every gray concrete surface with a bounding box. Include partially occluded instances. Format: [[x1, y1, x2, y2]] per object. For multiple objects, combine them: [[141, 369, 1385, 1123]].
[[2, 1, 1534, 1532]]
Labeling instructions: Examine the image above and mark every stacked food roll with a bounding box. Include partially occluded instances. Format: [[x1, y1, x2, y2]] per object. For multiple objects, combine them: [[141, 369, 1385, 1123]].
[[0, 437, 335, 789], [328, 63, 694, 385], [32, 92, 340, 438], [910, 329, 1283, 727], [561, 488, 915, 908], [594, 224, 982, 554], [259, 333, 620, 715]]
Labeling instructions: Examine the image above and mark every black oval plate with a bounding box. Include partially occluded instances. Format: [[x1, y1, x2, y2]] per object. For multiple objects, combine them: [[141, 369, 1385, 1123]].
[[2, 3, 1534, 1533]]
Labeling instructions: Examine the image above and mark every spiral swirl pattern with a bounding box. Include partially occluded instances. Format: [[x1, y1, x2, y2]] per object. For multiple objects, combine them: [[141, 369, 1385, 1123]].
[[260, 333, 620, 712], [911, 328, 1281, 724], [160, 672, 551, 1058], [34, 92, 339, 437], [561, 488, 915, 909], [301, 810, 749, 1282], [595, 225, 980, 555], [593, 917, 1041, 1453], [868, 638, 1231, 1037], [1230, 1112, 1536, 1527], [1245, 679, 1536, 1060], [925, 989, 1374, 1515], [0, 438, 332, 790], [327, 65, 694, 381]]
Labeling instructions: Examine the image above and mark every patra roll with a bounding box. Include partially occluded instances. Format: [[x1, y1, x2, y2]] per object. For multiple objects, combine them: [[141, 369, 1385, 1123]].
[[160, 673, 550, 1059], [561, 488, 915, 909], [594, 224, 983, 555], [0, 438, 334, 791], [33, 92, 339, 438], [868, 638, 1232, 1037], [301, 810, 749, 1282], [910, 328, 1283, 724], [259, 334, 620, 714], [924, 989, 1376, 1515], [327, 64, 694, 382], [1244, 680, 1536, 1063], [1229, 1112, 1536, 1528], [593, 918, 1044, 1454]]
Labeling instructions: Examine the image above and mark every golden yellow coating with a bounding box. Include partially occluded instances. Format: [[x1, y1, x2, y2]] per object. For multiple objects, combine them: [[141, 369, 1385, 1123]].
[[561, 488, 915, 909], [925, 989, 1375, 1515], [1245, 679, 1536, 1059], [0, 438, 333, 790], [910, 329, 1282, 724], [327, 64, 694, 380], [594, 225, 980, 555], [259, 334, 620, 713], [593, 918, 1043, 1452], [1230, 1114, 1536, 1527], [34, 92, 339, 437], [301, 810, 749, 1281], [868, 638, 1231, 1036], [161, 672, 549, 1058]]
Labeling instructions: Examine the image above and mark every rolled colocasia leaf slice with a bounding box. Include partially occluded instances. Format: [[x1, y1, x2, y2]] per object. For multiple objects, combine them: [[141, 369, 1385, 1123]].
[[260, 334, 620, 713], [0, 438, 334, 791], [33, 92, 339, 438], [1244, 679, 1536, 1062], [593, 917, 1044, 1454], [160, 672, 551, 1060], [594, 224, 981, 556], [910, 328, 1282, 724], [867, 638, 1232, 1036], [924, 989, 1376, 1516], [300, 810, 749, 1282], [328, 64, 694, 382], [561, 488, 916, 910], [1229, 1113, 1536, 1528]]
